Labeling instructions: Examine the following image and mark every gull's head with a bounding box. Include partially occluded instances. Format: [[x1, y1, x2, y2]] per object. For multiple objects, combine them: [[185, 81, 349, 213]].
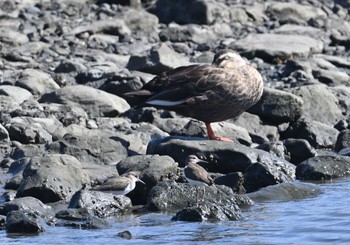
[[212, 49, 246, 69]]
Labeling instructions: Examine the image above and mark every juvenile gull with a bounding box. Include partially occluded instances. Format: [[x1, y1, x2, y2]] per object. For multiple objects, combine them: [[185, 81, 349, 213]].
[[125, 49, 264, 141], [92, 171, 144, 195]]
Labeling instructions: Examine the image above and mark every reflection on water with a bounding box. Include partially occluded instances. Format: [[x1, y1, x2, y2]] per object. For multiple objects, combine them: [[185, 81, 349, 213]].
[[2, 178, 350, 245]]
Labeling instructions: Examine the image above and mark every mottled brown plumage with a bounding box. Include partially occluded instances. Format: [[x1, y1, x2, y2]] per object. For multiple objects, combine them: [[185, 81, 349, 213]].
[[126, 49, 263, 141], [184, 155, 214, 186]]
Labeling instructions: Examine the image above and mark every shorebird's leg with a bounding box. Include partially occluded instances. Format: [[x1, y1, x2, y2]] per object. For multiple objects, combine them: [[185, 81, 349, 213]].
[[205, 123, 234, 142]]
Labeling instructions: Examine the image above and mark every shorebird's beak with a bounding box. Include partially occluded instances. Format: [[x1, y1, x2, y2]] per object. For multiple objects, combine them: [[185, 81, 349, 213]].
[[196, 158, 208, 164], [137, 178, 145, 185]]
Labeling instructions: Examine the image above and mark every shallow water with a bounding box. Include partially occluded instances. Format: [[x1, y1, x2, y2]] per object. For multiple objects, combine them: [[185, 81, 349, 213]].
[[1, 178, 350, 245]]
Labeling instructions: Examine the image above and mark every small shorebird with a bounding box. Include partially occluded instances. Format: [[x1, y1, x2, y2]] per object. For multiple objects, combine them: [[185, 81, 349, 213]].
[[92, 171, 145, 195], [184, 155, 214, 187], [125, 49, 263, 142], [184, 155, 214, 202]]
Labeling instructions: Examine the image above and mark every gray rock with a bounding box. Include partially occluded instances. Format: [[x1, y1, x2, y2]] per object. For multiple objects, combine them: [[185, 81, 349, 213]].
[[214, 172, 245, 194], [159, 23, 233, 45], [248, 182, 321, 202], [55, 207, 93, 221], [126, 43, 191, 75], [296, 155, 350, 180], [49, 129, 128, 166], [335, 129, 350, 152], [335, 0, 350, 8], [331, 86, 350, 119], [282, 138, 317, 164], [291, 84, 343, 126], [5, 41, 50, 63], [69, 19, 131, 37], [0, 85, 33, 104], [248, 87, 303, 124], [16, 154, 90, 203], [232, 34, 323, 62], [6, 117, 63, 144], [39, 85, 130, 117], [233, 112, 279, 143], [152, 118, 205, 138], [256, 141, 286, 160], [16, 69, 60, 96], [0, 124, 9, 142], [6, 210, 47, 234], [273, 24, 329, 41], [122, 8, 159, 36], [68, 190, 132, 218], [210, 122, 252, 145], [266, 2, 327, 25], [147, 181, 252, 212], [0, 28, 29, 45], [281, 119, 339, 148], [0, 196, 54, 219]]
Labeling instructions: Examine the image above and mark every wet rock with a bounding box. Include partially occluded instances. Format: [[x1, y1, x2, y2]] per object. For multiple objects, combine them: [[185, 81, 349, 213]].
[[296, 155, 350, 180], [335, 129, 350, 152], [16, 154, 90, 203], [6, 117, 63, 144], [117, 230, 132, 240], [0, 215, 5, 230], [48, 131, 128, 166], [55, 208, 111, 229], [6, 210, 47, 234], [0, 124, 9, 142], [0, 197, 54, 219], [291, 84, 343, 126], [232, 34, 323, 62], [243, 152, 295, 193], [147, 181, 252, 212], [248, 87, 303, 124], [68, 190, 132, 218], [126, 43, 191, 75], [214, 172, 245, 194], [282, 138, 316, 164], [172, 199, 242, 222], [16, 69, 60, 96], [39, 85, 130, 117], [281, 119, 339, 148], [248, 182, 321, 202]]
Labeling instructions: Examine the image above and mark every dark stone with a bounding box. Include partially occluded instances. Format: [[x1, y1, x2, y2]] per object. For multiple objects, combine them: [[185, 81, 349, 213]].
[[283, 138, 316, 164], [243, 153, 295, 193], [172, 199, 242, 222], [296, 155, 350, 181], [256, 141, 286, 160], [6, 210, 47, 234], [117, 230, 132, 240], [147, 181, 253, 212], [55, 208, 93, 221], [214, 172, 245, 194], [335, 129, 350, 152]]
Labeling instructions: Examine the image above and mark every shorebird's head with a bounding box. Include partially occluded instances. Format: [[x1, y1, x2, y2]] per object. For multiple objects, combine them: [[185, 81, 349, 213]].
[[186, 155, 208, 165], [123, 171, 145, 184], [212, 49, 246, 69]]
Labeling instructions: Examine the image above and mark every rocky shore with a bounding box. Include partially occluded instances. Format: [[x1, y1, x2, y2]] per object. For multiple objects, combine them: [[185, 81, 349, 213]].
[[1, 0, 350, 234]]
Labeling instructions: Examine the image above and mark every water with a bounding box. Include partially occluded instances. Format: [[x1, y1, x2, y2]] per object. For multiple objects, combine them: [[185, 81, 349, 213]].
[[1, 178, 350, 245]]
